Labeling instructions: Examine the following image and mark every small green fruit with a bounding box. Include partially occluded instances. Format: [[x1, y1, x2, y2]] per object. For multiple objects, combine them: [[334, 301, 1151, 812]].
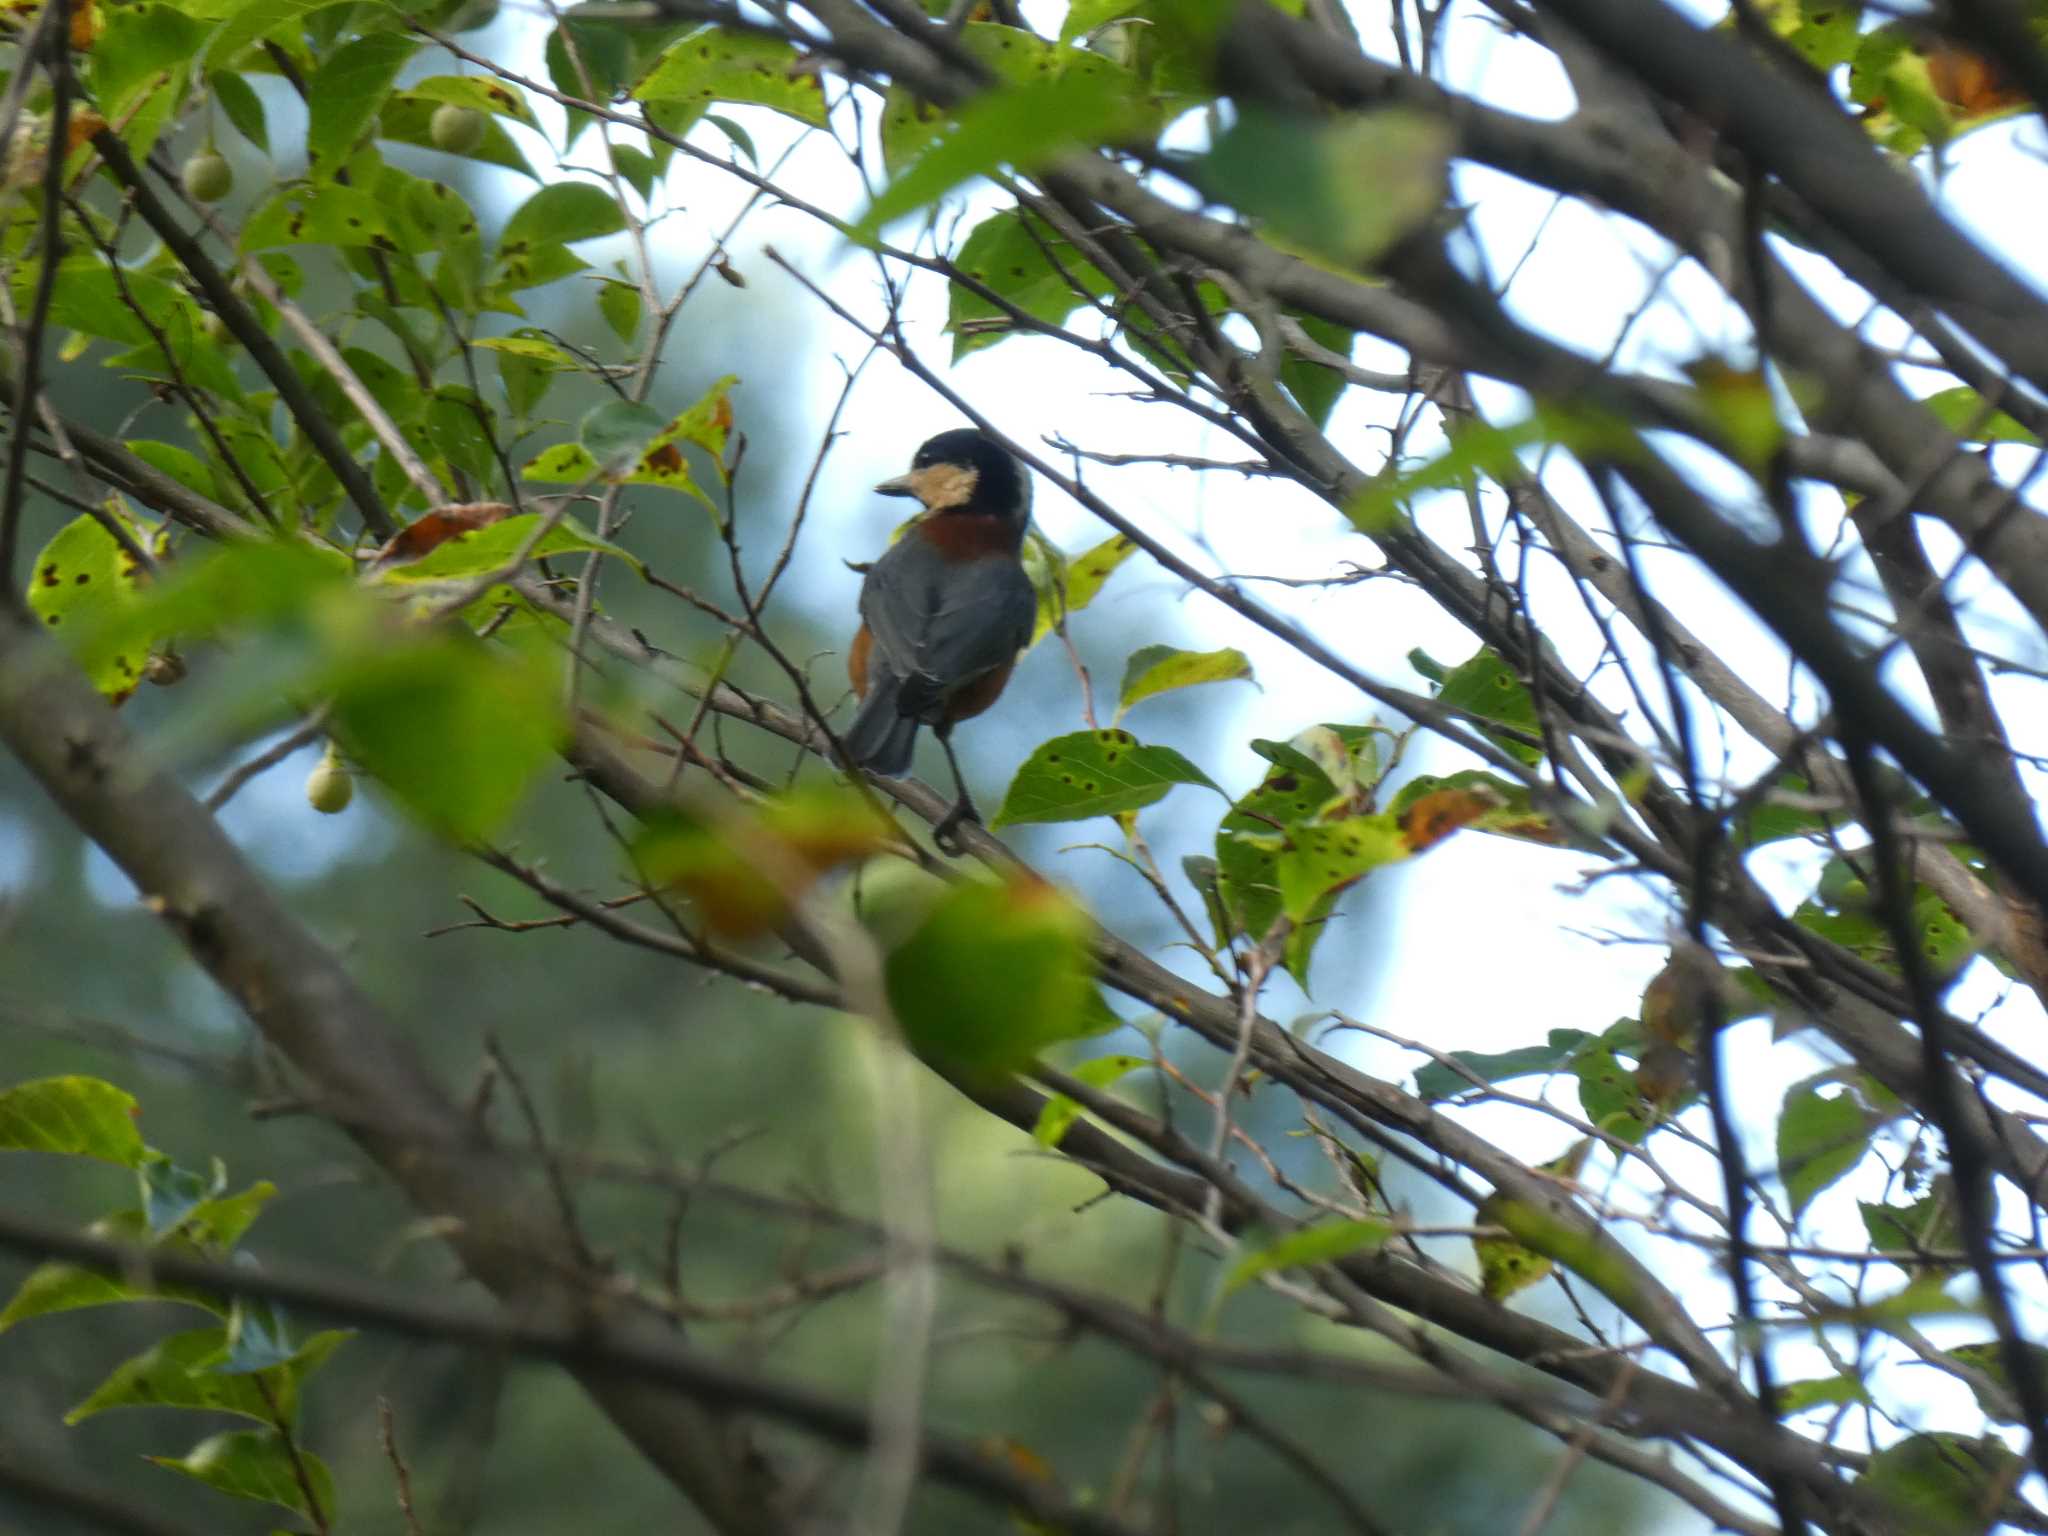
[[306, 743, 353, 814], [181, 149, 232, 203], [430, 104, 488, 156]]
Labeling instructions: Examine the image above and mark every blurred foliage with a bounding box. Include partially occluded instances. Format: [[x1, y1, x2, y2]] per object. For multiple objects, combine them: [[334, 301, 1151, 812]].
[[12, 0, 2019, 1530]]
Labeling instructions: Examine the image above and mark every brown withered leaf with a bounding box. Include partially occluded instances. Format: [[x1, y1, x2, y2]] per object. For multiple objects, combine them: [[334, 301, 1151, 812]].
[[372, 502, 513, 567]]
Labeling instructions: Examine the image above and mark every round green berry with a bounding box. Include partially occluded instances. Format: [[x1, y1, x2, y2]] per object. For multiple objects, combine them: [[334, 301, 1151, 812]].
[[181, 149, 232, 203], [430, 104, 488, 156]]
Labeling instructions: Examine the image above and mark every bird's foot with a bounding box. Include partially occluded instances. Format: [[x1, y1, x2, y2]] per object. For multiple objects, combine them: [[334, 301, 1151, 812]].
[[932, 797, 980, 856]]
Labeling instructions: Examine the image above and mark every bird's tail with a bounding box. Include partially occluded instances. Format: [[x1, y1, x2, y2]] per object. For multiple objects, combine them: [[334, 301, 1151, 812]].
[[843, 676, 919, 777]]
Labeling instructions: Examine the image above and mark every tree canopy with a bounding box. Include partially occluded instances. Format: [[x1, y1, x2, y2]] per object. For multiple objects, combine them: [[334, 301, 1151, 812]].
[[2, 2, 2048, 1534]]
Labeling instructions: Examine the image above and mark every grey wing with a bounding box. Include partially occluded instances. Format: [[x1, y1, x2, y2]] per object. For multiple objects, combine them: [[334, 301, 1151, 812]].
[[858, 536, 944, 682], [862, 546, 1034, 715], [929, 556, 1035, 673]]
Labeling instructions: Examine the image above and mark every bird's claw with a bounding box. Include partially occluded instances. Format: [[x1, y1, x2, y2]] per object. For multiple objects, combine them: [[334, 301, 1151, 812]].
[[932, 800, 979, 856]]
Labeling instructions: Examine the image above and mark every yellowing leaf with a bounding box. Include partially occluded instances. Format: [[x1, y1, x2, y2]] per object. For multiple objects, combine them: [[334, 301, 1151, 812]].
[[1686, 357, 1783, 471], [636, 789, 895, 938], [1225, 1217, 1392, 1295], [1474, 1194, 1554, 1302], [1028, 530, 1137, 644], [1116, 644, 1253, 717], [1032, 1053, 1149, 1147], [0, 1075, 146, 1167], [25, 506, 159, 703], [634, 28, 828, 129], [1272, 813, 1407, 922]]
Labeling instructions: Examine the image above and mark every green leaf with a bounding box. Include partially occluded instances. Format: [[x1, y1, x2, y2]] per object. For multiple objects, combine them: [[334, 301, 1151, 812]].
[[545, 5, 635, 124], [1413, 1029, 1598, 1101], [305, 32, 417, 173], [1776, 1373, 1870, 1416], [1033, 1053, 1149, 1148], [148, 1429, 336, 1521], [1947, 1340, 2048, 1423], [326, 631, 564, 843], [703, 112, 757, 164], [376, 513, 644, 583], [884, 878, 1109, 1074], [1271, 813, 1407, 923], [878, 85, 947, 176], [141, 1153, 227, 1240], [1732, 773, 1831, 849], [473, 334, 581, 368], [1473, 1192, 1554, 1302], [1213, 743, 1339, 971], [1432, 646, 1541, 766], [597, 279, 641, 343], [947, 206, 1111, 361], [206, 0, 390, 67], [209, 70, 269, 152], [491, 244, 591, 296], [1573, 1039, 1651, 1145], [1920, 386, 2041, 445], [854, 56, 1146, 241], [68, 1325, 347, 1425], [1748, 0, 1864, 72], [1194, 107, 1449, 270], [405, 73, 539, 126], [502, 183, 628, 250], [423, 388, 496, 481], [380, 95, 538, 179], [612, 143, 658, 199], [1778, 1076, 1872, 1219], [214, 1302, 346, 1377], [633, 27, 829, 128], [1859, 1432, 2020, 1536], [24, 508, 160, 703], [580, 398, 669, 474], [12, 256, 192, 348], [183, 1180, 278, 1250], [1116, 644, 1253, 717], [241, 182, 411, 252], [1061, 0, 1143, 43], [993, 729, 1218, 827], [1280, 309, 1355, 428], [1793, 870, 1975, 981], [1, 1255, 147, 1333], [91, 3, 206, 158], [1344, 405, 1631, 533], [1225, 1218, 1392, 1295], [520, 380, 733, 503], [129, 440, 221, 502], [111, 538, 562, 841], [1860, 1181, 1961, 1263], [0, 1193, 275, 1332], [1029, 531, 1137, 644], [0, 1075, 146, 1166], [665, 372, 739, 477]]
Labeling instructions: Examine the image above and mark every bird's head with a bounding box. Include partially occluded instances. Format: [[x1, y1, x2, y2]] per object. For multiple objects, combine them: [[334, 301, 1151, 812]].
[[875, 428, 1031, 526]]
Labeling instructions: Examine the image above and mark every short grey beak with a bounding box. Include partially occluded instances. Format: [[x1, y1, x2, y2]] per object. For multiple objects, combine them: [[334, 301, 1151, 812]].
[[874, 473, 917, 497]]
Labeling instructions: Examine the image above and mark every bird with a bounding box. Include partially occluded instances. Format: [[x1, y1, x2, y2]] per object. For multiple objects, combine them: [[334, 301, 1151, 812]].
[[844, 427, 1037, 850]]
